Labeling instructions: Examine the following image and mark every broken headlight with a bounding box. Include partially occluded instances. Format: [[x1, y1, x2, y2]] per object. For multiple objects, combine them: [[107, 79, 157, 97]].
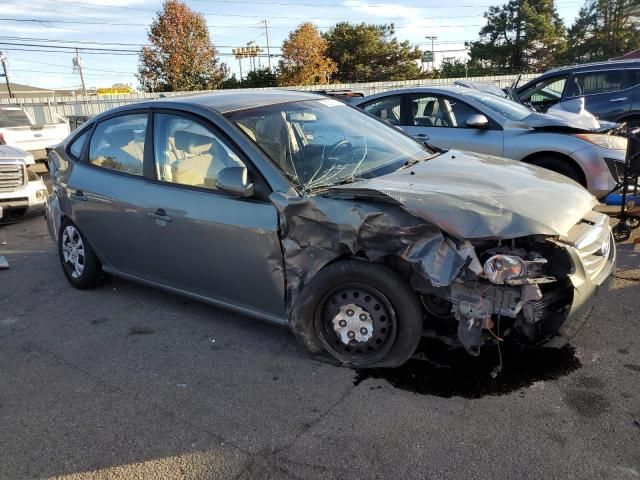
[[483, 254, 553, 285]]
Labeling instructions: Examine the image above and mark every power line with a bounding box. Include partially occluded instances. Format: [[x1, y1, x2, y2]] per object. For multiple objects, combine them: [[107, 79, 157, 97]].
[[0, 17, 488, 28]]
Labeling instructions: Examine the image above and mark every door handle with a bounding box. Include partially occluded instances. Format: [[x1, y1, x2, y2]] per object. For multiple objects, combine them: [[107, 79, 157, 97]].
[[610, 97, 628, 102], [70, 190, 87, 201], [147, 208, 172, 222], [414, 133, 430, 140]]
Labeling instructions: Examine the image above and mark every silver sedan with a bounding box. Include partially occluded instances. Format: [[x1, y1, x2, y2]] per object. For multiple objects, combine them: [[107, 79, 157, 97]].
[[354, 86, 627, 198]]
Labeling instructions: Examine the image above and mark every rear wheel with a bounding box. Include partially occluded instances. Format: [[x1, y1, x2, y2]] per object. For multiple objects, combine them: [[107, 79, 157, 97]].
[[529, 156, 586, 188], [290, 261, 423, 368], [58, 219, 101, 289]]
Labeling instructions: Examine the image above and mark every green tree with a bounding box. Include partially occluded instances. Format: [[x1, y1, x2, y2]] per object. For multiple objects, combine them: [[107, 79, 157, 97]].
[[436, 57, 495, 78], [222, 74, 241, 89], [138, 0, 227, 92], [469, 0, 567, 72], [324, 23, 422, 82], [244, 67, 278, 88], [278, 22, 336, 86], [565, 0, 640, 62]]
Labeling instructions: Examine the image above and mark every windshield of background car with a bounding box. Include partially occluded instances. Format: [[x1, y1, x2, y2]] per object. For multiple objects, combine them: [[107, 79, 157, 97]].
[[0, 108, 33, 128], [226, 99, 433, 192], [462, 91, 532, 121]]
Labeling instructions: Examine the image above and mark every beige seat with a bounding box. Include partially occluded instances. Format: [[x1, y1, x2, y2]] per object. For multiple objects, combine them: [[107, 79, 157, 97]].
[[172, 130, 214, 187]]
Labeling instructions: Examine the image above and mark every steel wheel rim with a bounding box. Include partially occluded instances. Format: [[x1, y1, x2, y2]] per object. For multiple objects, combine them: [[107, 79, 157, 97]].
[[61, 225, 85, 279], [314, 282, 397, 364]]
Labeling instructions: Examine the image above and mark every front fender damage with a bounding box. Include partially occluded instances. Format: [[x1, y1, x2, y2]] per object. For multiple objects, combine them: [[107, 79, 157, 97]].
[[270, 190, 580, 358], [270, 192, 473, 307]]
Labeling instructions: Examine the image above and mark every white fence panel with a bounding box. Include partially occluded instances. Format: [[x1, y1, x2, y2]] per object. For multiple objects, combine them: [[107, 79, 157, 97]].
[[0, 74, 539, 125]]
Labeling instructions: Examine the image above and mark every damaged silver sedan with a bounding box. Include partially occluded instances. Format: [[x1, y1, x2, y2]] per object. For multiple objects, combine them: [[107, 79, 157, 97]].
[[46, 91, 615, 367]]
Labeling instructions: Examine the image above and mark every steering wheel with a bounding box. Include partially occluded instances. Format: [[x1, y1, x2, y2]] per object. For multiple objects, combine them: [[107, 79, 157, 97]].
[[327, 140, 354, 163]]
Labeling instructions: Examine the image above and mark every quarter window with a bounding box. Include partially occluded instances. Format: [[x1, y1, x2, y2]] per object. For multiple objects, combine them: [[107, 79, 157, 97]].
[[362, 96, 402, 125], [153, 113, 245, 191], [88, 114, 147, 175], [69, 130, 89, 159]]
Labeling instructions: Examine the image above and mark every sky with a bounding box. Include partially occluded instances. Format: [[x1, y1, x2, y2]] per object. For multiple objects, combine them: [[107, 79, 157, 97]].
[[1, 0, 585, 91]]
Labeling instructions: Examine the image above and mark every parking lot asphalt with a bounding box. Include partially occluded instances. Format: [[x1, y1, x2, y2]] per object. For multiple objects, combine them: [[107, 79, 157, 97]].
[[1, 215, 639, 480]]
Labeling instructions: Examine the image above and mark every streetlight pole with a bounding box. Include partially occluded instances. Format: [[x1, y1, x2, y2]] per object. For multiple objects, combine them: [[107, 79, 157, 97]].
[[425, 35, 438, 72], [263, 19, 272, 71], [0, 51, 13, 99]]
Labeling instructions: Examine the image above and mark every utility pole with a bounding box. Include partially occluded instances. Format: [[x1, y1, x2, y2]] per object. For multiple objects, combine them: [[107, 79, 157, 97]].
[[73, 48, 87, 97], [263, 19, 272, 71], [425, 36, 438, 72], [0, 51, 13, 99]]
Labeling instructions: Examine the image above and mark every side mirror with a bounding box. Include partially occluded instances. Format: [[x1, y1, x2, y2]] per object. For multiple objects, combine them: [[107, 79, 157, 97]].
[[216, 166, 254, 198], [466, 114, 489, 128]]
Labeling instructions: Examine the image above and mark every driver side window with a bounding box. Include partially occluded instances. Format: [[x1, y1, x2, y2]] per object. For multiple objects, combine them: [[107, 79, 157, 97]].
[[153, 113, 245, 191], [521, 75, 568, 110]]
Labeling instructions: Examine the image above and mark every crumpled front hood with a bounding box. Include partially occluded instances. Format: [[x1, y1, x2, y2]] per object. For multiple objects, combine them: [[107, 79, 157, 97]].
[[331, 150, 597, 239]]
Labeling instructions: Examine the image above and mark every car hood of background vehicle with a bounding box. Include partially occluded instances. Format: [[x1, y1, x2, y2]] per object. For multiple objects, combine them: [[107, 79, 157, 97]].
[[0, 145, 29, 162], [329, 150, 597, 239]]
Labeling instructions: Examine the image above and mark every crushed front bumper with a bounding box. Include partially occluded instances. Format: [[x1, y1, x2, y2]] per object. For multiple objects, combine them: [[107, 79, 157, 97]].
[[545, 212, 616, 347]]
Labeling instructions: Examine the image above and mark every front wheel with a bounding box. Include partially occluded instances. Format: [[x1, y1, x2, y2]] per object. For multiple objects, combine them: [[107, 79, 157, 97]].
[[58, 219, 101, 289], [290, 261, 423, 368], [529, 156, 586, 188]]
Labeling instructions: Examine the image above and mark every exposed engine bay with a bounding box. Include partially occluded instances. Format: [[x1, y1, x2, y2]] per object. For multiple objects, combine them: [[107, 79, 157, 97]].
[[417, 236, 574, 355]]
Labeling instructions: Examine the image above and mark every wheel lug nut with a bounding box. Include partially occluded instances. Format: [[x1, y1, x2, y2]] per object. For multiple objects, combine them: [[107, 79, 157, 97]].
[[346, 309, 354, 316], [338, 320, 347, 327], [359, 314, 367, 321], [360, 327, 367, 335], [347, 331, 355, 339]]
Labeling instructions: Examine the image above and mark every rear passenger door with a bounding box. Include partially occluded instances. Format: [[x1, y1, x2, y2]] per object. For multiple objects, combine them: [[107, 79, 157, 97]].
[[403, 94, 504, 156], [564, 69, 633, 121], [142, 111, 286, 320], [68, 111, 152, 277]]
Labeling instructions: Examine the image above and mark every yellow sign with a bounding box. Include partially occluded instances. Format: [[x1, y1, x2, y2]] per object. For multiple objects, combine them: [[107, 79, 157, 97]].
[[96, 87, 133, 95]]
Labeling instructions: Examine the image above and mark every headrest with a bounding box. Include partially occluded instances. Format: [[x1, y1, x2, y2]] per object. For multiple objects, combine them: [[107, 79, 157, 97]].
[[175, 130, 213, 154], [424, 100, 436, 115]]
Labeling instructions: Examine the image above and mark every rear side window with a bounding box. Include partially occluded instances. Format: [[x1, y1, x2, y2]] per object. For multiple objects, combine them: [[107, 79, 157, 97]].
[[567, 70, 623, 97], [69, 130, 89, 159], [88, 114, 147, 176]]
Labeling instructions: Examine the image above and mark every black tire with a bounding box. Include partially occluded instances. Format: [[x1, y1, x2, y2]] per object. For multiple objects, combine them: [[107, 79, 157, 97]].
[[529, 156, 586, 188], [290, 260, 423, 368], [58, 218, 101, 289], [623, 116, 640, 129]]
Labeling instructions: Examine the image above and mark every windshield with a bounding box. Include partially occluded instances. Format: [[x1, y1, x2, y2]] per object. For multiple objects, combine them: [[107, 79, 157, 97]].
[[462, 91, 532, 121], [226, 99, 433, 192], [0, 108, 33, 128]]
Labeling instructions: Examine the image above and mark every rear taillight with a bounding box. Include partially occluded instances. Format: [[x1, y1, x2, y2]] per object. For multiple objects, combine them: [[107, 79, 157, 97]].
[[0, 133, 5, 145]]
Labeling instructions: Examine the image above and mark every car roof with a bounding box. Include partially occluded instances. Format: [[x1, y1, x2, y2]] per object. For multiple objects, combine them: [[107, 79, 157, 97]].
[[153, 89, 322, 113], [352, 85, 474, 103], [541, 59, 640, 76]]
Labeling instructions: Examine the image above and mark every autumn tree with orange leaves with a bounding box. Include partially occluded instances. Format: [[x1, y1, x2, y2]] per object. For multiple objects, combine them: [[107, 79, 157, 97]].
[[138, 0, 227, 92], [278, 23, 336, 86]]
